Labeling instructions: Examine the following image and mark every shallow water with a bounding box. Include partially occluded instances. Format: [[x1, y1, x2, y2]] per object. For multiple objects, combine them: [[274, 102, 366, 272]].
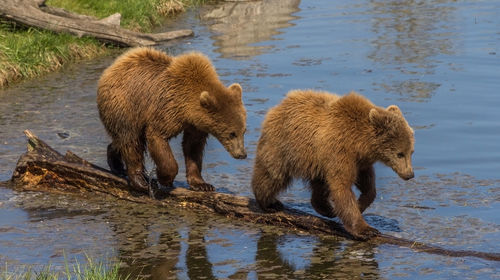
[[1, 0, 500, 278]]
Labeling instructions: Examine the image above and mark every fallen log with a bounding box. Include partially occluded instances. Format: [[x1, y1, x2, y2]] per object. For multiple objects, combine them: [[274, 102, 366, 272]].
[[0, 0, 193, 47], [3, 130, 500, 262]]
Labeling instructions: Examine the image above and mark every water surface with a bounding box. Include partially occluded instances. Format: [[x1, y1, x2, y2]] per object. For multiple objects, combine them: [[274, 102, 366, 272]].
[[1, 0, 499, 278]]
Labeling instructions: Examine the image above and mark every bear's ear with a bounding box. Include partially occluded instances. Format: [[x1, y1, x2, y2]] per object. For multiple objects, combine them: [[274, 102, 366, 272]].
[[228, 83, 242, 99], [369, 108, 391, 130], [387, 105, 402, 115], [200, 91, 217, 110]]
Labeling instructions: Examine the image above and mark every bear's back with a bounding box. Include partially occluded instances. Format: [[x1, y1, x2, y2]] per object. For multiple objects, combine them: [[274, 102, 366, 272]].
[[260, 90, 337, 155], [257, 90, 381, 180], [261, 90, 378, 148], [97, 48, 175, 137], [330, 92, 376, 127], [285, 89, 340, 110], [98, 47, 172, 93], [108, 47, 172, 73], [263, 90, 338, 130]]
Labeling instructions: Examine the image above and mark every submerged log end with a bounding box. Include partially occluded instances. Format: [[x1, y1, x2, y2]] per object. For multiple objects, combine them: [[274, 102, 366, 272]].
[[23, 129, 62, 159], [24, 129, 38, 152]]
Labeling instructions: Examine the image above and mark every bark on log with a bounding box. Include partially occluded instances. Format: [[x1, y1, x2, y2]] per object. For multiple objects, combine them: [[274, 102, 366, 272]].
[[0, 0, 193, 47], [4, 130, 500, 262]]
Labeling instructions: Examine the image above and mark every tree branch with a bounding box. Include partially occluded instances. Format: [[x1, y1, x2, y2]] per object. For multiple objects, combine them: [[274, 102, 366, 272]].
[[0, 0, 193, 47]]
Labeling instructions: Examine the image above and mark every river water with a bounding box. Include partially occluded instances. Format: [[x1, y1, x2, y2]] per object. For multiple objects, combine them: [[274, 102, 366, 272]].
[[1, 0, 499, 278]]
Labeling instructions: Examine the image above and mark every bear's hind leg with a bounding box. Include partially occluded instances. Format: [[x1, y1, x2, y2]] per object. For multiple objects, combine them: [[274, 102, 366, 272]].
[[182, 126, 214, 192], [146, 132, 179, 191], [310, 179, 336, 218], [355, 165, 376, 213], [107, 143, 126, 177], [251, 160, 290, 212], [121, 139, 150, 195]]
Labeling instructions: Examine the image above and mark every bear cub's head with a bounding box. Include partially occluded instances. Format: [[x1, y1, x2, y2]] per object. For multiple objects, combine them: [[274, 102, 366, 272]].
[[199, 83, 247, 159], [369, 105, 414, 180]]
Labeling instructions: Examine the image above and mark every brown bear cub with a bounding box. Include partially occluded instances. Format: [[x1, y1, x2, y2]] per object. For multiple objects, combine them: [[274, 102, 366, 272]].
[[97, 47, 247, 198], [252, 90, 414, 240]]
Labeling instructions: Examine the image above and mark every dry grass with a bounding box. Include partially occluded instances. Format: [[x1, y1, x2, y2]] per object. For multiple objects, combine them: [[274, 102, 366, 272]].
[[157, 0, 186, 16]]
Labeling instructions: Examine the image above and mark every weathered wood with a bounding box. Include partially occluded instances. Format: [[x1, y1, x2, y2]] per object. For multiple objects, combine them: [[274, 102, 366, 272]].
[[39, 5, 121, 26], [4, 130, 500, 262], [0, 0, 193, 47]]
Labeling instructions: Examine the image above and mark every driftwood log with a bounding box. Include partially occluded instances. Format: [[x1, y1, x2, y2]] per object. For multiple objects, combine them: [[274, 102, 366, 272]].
[[3, 130, 500, 262], [0, 0, 193, 47]]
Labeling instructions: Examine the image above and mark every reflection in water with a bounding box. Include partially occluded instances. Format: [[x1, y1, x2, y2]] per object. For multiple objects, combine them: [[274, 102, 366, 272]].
[[368, 0, 456, 101], [256, 234, 380, 279], [185, 229, 216, 280], [377, 79, 441, 102], [49, 193, 380, 279], [6, 182, 498, 278], [110, 207, 381, 279], [101, 205, 186, 279], [201, 0, 300, 59], [100, 203, 221, 279], [117, 226, 381, 279]]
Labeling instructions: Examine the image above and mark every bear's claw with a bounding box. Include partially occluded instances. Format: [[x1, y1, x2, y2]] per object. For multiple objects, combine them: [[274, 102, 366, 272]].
[[128, 172, 168, 200], [129, 172, 150, 192], [148, 184, 169, 200], [189, 183, 215, 192], [351, 226, 380, 241]]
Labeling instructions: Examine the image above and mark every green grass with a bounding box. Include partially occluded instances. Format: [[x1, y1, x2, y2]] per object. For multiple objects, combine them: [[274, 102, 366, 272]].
[[46, 0, 200, 32], [0, 0, 201, 88], [1, 256, 130, 280], [0, 20, 107, 88]]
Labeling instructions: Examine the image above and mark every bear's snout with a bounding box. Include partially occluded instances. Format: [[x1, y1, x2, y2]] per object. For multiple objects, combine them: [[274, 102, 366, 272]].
[[224, 137, 247, 160], [401, 171, 414, 180], [229, 147, 247, 159], [234, 152, 247, 159]]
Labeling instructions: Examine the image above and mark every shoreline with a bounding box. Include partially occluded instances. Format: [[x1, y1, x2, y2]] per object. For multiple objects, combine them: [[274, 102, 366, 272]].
[[0, 0, 194, 89]]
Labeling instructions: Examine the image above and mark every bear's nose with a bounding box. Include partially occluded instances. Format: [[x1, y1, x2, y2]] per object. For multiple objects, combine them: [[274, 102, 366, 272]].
[[236, 152, 247, 159], [404, 171, 414, 180]]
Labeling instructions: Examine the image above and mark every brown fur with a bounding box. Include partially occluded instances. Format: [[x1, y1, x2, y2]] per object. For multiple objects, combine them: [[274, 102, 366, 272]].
[[97, 47, 247, 195], [251, 90, 414, 240]]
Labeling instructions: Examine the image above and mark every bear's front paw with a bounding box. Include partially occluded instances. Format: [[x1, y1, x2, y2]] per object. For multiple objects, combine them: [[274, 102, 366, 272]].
[[350, 225, 380, 241], [189, 183, 215, 192], [260, 200, 284, 213], [148, 184, 169, 200], [129, 172, 150, 193]]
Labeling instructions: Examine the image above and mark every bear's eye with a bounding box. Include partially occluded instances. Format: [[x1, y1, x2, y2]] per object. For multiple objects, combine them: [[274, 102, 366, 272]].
[[229, 132, 237, 139], [397, 152, 405, 158]]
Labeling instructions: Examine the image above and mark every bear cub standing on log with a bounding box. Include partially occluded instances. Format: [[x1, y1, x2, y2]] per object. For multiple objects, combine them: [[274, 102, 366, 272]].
[[252, 90, 414, 240], [97, 47, 247, 198]]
